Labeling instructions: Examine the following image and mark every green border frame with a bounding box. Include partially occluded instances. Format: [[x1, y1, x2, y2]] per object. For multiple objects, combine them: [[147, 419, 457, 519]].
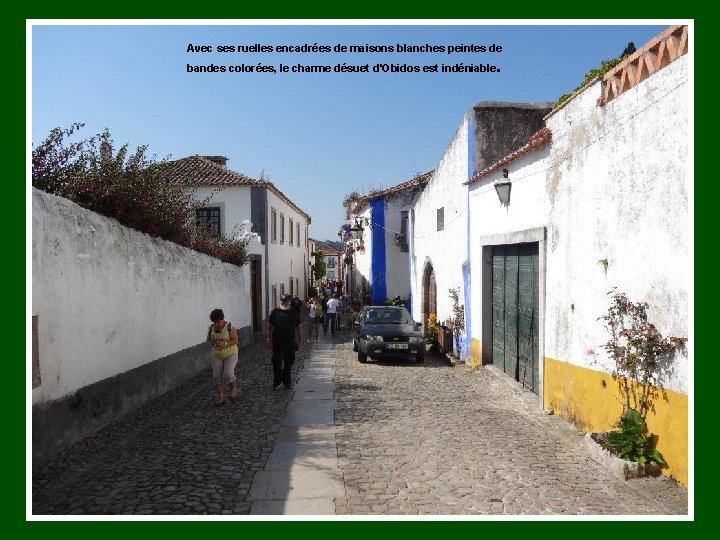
[[19, 6, 700, 535]]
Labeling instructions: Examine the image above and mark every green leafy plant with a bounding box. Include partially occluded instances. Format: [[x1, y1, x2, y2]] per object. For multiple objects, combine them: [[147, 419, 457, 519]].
[[553, 57, 624, 110], [602, 408, 665, 466], [313, 249, 327, 280], [448, 287, 465, 357]]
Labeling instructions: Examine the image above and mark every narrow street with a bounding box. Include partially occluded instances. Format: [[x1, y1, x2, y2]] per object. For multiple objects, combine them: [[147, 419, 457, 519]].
[[32, 326, 688, 516]]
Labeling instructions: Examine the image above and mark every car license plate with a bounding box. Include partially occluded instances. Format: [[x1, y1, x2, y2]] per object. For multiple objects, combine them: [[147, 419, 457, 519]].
[[386, 343, 408, 349]]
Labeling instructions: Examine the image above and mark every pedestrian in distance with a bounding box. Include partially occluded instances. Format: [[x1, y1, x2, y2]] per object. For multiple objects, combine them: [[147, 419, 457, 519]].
[[326, 294, 340, 334], [315, 297, 324, 339], [206, 308, 239, 406], [320, 295, 329, 334], [308, 297, 321, 342], [265, 294, 304, 390]]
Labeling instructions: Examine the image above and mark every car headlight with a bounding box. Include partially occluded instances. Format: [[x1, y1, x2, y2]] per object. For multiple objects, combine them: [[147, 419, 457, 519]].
[[365, 335, 384, 342], [408, 336, 424, 343]]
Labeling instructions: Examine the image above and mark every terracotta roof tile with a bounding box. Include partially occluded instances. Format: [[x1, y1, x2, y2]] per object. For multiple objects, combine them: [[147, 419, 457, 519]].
[[159, 155, 259, 186], [160, 155, 311, 223]]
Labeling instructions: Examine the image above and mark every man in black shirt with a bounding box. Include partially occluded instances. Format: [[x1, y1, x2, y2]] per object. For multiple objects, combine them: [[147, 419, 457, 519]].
[[265, 294, 304, 390]]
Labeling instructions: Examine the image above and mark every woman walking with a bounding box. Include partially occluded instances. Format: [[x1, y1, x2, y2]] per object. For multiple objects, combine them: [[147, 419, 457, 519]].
[[206, 308, 239, 406]]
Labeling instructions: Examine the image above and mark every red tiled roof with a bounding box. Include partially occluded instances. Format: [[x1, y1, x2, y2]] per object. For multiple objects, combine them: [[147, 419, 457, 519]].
[[464, 128, 551, 185], [160, 155, 311, 223], [160, 155, 258, 186]]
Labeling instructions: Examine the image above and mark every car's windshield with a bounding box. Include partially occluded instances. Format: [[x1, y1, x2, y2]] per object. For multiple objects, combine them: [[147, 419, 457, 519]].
[[364, 308, 414, 324]]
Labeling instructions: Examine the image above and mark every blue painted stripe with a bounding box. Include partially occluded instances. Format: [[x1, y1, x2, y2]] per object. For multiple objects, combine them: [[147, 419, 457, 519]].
[[370, 199, 387, 304], [462, 116, 473, 362], [462, 261, 471, 362]]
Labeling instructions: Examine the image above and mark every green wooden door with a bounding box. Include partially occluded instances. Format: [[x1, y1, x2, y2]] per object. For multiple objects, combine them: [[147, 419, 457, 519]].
[[491, 243, 539, 394], [492, 248, 507, 370], [517, 243, 539, 393], [503, 248, 519, 379]]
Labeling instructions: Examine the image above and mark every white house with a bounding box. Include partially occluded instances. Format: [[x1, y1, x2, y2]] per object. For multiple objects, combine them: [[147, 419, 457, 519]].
[[161, 155, 312, 327], [321, 245, 341, 281], [307, 238, 317, 295], [343, 172, 432, 308], [409, 102, 551, 348], [464, 25, 689, 485]]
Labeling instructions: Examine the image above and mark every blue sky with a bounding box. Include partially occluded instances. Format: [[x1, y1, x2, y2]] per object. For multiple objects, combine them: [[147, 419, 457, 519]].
[[31, 21, 671, 241]]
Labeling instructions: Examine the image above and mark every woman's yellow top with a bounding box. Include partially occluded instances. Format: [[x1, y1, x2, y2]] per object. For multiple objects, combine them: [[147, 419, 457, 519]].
[[209, 323, 238, 358]]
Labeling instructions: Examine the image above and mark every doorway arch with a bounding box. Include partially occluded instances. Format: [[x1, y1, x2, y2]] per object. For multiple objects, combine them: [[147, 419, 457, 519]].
[[422, 259, 437, 329]]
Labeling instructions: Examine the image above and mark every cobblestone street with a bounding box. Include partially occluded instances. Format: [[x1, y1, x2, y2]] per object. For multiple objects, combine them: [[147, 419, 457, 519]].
[[32, 327, 689, 516]]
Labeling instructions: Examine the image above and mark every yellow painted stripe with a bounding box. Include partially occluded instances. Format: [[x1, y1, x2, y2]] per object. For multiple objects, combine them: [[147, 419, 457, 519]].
[[543, 357, 688, 487]]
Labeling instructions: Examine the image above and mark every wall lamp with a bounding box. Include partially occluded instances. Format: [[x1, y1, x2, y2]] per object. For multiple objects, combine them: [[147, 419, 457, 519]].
[[349, 221, 365, 240], [494, 168, 512, 206]]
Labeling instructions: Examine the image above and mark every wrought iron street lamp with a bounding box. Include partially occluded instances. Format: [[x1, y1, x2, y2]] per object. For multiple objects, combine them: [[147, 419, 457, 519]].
[[494, 168, 512, 206]]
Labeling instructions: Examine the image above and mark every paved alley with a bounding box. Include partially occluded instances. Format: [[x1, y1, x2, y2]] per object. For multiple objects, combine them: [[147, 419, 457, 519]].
[[32, 328, 689, 516]]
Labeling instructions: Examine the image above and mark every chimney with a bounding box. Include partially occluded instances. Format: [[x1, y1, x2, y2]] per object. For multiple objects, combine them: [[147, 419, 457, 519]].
[[203, 155, 228, 168]]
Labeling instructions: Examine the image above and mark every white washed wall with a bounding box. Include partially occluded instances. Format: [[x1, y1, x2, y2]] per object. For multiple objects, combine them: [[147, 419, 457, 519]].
[[411, 117, 470, 324], [31, 188, 251, 405], [351, 206, 373, 296], [544, 56, 690, 394], [468, 147, 551, 345], [384, 193, 418, 301], [266, 190, 309, 306]]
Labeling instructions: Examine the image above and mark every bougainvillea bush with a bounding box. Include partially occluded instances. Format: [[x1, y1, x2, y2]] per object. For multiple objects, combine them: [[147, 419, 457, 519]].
[[32, 123, 249, 266]]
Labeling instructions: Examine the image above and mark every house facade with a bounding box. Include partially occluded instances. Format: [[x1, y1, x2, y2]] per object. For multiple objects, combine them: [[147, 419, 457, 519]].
[[162, 155, 311, 327], [321, 246, 342, 281], [464, 25, 689, 485], [307, 238, 317, 295], [344, 172, 432, 307], [409, 102, 551, 352]]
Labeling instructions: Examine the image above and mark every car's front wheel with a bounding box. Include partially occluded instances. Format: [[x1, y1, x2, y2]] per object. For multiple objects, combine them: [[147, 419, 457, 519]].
[[416, 353, 425, 363]]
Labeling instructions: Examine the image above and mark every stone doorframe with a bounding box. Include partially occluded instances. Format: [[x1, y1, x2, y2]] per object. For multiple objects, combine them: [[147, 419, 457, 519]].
[[479, 227, 547, 409]]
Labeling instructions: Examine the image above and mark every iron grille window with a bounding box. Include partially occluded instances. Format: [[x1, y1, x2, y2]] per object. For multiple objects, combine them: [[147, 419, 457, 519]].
[[289, 218, 294, 245], [196, 207, 221, 236], [437, 207, 444, 231]]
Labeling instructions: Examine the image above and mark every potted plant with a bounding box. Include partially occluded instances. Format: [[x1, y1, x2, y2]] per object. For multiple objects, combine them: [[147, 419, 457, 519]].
[[426, 314, 441, 354], [585, 289, 687, 480], [585, 407, 664, 479]]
